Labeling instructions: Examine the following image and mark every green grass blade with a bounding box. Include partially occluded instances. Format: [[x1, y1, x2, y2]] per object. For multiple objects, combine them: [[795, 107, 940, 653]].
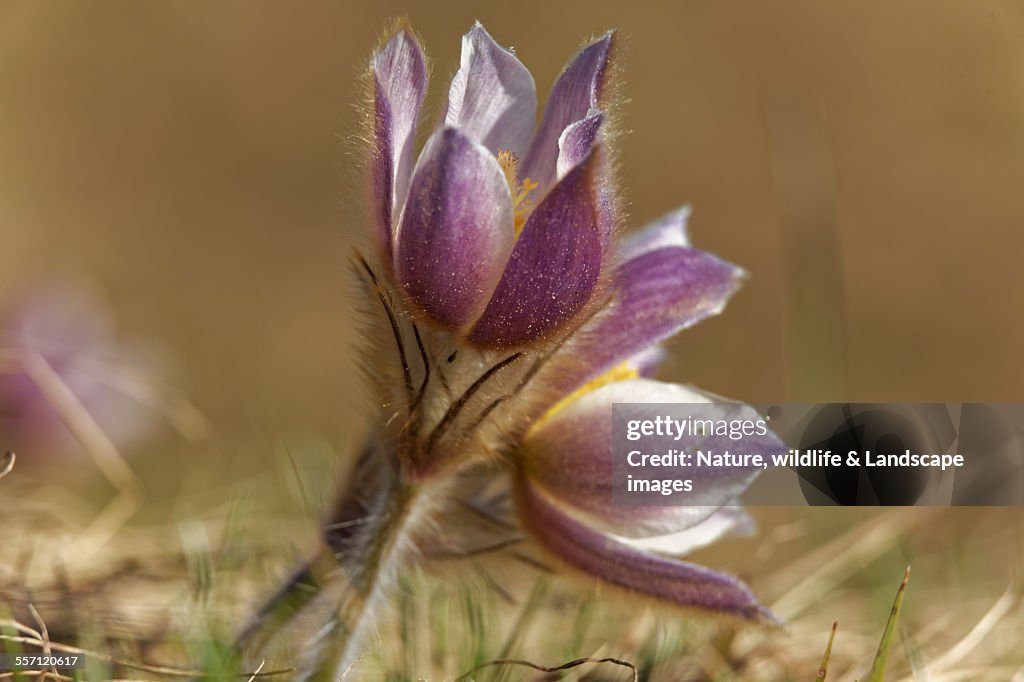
[[814, 621, 838, 681], [866, 566, 910, 682]]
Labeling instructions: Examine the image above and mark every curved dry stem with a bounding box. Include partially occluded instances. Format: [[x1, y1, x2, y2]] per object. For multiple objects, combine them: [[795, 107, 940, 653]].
[[455, 655, 638, 682]]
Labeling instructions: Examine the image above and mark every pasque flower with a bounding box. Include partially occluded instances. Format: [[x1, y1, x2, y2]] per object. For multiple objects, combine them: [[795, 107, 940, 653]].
[[372, 21, 614, 346], [244, 20, 782, 676]]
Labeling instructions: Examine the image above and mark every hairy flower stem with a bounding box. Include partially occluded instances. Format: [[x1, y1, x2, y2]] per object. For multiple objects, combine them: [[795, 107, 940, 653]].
[[312, 474, 443, 681]]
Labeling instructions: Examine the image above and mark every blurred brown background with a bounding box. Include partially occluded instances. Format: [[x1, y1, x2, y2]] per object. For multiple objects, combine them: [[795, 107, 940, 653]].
[[2, 7, 1023, 674], [2, 0, 1022, 451]]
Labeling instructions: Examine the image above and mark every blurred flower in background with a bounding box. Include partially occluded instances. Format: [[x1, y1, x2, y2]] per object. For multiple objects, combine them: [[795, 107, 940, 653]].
[[0, 275, 207, 468]]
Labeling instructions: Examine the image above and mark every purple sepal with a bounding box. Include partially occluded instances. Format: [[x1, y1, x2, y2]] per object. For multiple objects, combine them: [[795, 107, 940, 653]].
[[566, 243, 744, 390], [618, 206, 691, 261], [370, 28, 427, 258], [521, 33, 615, 193], [556, 110, 604, 179], [445, 23, 537, 158], [557, 110, 614, 244], [522, 378, 771, 537], [395, 127, 514, 330], [518, 478, 779, 623], [469, 149, 604, 347]]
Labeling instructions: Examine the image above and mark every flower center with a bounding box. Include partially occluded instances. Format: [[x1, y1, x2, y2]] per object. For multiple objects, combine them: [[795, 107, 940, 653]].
[[497, 150, 539, 238], [528, 360, 639, 435]]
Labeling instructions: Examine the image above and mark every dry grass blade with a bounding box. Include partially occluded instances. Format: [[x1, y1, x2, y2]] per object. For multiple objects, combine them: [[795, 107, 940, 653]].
[[19, 351, 141, 495], [19, 349, 143, 561], [899, 584, 1020, 681], [815, 621, 838, 681], [338, 650, 369, 680], [767, 510, 935, 618], [245, 660, 266, 682], [455, 656, 638, 682], [77, 357, 211, 442], [865, 566, 910, 682]]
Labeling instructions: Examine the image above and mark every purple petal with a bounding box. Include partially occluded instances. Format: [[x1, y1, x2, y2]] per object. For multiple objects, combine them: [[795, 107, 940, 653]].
[[445, 23, 537, 158], [565, 243, 744, 390], [556, 110, 614, 246], [521, 33, 615, 193], [519, 479, 778, 622], [468, 150, 603, 347], [618, 206, 691, 261], [522, 378, 770, 537], [395, 127, 514, 330], [556, 110, 604, 179], [370, 28, 428, 258]]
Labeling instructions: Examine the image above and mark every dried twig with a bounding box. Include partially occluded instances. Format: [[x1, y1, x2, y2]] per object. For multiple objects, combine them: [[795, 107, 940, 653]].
[[456, 655, 639, 682], [0, 671, 75, 681], [26, 604, 57, 680]]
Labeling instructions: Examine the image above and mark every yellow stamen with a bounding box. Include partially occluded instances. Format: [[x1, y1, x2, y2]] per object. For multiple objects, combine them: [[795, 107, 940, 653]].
[[497, 150, 538, 238], [529, 361, 639, 436], [497, 149, 518, 192]]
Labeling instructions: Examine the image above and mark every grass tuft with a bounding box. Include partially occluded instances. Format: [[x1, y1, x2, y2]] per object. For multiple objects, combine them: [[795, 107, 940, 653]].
[[865, 566, 910, 682]]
